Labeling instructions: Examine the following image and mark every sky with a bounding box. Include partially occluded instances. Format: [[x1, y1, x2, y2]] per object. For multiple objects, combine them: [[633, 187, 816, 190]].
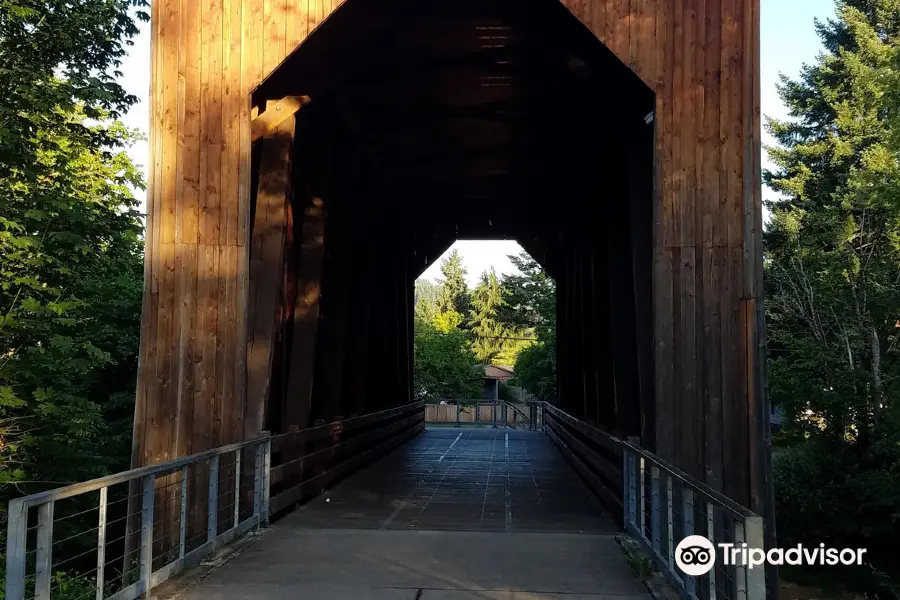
[[116, 0, 837, 288]]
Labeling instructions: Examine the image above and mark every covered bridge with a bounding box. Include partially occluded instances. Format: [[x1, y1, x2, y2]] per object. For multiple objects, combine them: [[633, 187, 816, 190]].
[[54, 0, 779, 597]]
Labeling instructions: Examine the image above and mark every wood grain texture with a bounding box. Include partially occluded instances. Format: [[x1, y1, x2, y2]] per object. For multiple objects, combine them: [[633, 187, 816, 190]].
[[246, 116, 296, 437], [136, 0, 764, 514]]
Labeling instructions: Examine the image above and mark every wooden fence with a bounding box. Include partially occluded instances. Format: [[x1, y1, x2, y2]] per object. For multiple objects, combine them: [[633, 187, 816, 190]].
[[424, 401, 536, 429]]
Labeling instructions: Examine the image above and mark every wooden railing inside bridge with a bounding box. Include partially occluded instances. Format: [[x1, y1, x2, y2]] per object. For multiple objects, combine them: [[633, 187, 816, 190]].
[[5, 401, 765, 600]]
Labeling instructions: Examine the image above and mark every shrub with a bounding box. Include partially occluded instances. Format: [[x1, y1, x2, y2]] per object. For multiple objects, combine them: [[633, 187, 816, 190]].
[[774, 439, 900, 599]]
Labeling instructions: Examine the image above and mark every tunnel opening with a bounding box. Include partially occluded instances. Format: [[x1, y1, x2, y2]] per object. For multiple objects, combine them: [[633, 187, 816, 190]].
[[245, 0, 657, 510], [412, 241, 554, 412]]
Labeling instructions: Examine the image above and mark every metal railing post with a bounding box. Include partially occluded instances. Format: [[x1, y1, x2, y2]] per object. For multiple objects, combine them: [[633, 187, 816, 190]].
[[744, 516, 767, 600], [261, 437, 271, 525], [139, 474, 155, 597], [252, 442, 263, 525], [179, 466, 188, 558], [682, 487, 696, 596], [96, 487, 108, 600], [638, 458, 646, 540], [707, 501, 716, 600], [651, 466, 661, 554], [622, 446, 630, 528], [208, 455, 220, 543], [734, 520, 747, 600], [5, 499, 27, 600], [233, 449, 242, 528], [628, 452, 637, 530], [35, 501, 54, 600], [666, 476, 674, 572]]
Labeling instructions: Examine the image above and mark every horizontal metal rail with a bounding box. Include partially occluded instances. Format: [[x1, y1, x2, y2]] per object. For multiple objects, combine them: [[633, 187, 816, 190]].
[[5, 436, 271, 600], [537, 402, 765, 600], [622, 442, 766, 600]]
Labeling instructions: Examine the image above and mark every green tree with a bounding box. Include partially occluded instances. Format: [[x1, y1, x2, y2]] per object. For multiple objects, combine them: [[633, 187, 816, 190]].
[[414, 279, 442, 323], [470, 269, 523, 364], [764, 1, 900, 594], [513, 340, 557, 401], [766, 0, 900, 444], [0, 0, 147, 498], [497, 252, 556, 338], [413, 318, 482, 402], [436, 249, 471, 321], [496, 252, 557, 399]]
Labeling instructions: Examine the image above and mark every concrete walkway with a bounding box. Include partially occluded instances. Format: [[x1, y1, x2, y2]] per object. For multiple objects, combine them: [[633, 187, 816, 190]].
[[177, 527, 651, 599], [170, 429, 650, 599]]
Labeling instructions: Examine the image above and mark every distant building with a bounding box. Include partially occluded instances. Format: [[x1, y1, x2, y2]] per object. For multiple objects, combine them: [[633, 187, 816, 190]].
[[770, 404, 784, 433], [481, 364, 514, 400]]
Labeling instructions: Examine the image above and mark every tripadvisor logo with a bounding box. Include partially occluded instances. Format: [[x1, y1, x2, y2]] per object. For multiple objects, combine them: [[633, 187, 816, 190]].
[[675, 536, 716, 576], [674, 535, 867, 576]]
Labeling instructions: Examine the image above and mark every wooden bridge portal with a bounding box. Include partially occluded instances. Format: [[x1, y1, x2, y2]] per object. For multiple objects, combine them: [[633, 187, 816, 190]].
[[134, 0, 771, 545]]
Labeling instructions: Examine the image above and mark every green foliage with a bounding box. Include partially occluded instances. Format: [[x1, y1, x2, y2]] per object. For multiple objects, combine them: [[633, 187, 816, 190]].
[[414, 279, 442, 324], [435, 250, 472, 322], [765, 0, 900, 444], [432, 309, 464, 333], [0, 0, 147, 562], [764, 1, 900, 595], [512, 339, 556, 401], [413, 318, 482, 402], [414, 250, 557, 402], [774, 441, 900, 599], [495, 252, 557, 399], [497, 252, 556, 339], [497, 380, 516, 402], [470, 269, 521, 364]]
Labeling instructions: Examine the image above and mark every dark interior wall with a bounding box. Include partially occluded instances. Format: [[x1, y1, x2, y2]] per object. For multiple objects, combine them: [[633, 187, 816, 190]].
[[549, 120, 655, 443], [253, 102, 656, 441]]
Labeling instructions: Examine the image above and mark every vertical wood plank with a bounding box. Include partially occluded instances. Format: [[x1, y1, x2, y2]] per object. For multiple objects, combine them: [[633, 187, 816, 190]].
[[175, 243, 197, 459], [204, 0, 223, 246], [703, 247, 723, 489], [132, 0, 163, 470], [155, 245, 176, 463], [287, 0, 304, 50], [174, 0, 187, 245], [182, 0, 201, 244], [722, 0, 744, 247], [221, 0, 241, 246], [263, 0, 285, 75], [668, 0, 683, 247], [721, 246, 743, 498], [246, 117, 296, 437], [215, 246, 234, 444], [160, 0, 179, 246], [680, 0, 697, 248], [653, 246, 674, 459], [195, 245, 219, 453], [197, 0, 211, 250]]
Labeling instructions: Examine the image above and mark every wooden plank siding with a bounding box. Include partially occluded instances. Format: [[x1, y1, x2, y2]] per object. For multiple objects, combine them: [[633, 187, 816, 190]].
[[135, 0, 765, 513]]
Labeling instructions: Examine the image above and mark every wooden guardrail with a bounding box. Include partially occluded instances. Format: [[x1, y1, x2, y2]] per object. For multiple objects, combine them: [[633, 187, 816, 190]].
[[541, 403, 625, 520], [268, 401, 425, 515]]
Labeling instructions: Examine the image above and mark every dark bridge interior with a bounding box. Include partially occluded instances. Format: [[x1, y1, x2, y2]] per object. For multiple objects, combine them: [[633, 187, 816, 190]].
[[247, 0, 657, 446]]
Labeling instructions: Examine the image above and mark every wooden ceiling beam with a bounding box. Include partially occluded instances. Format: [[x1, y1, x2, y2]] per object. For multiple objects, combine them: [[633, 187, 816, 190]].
[[251, 95, 311, 142]]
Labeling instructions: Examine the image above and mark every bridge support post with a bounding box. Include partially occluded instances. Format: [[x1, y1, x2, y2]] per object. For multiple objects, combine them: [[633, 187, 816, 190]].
[[246, 109, 299, 437]]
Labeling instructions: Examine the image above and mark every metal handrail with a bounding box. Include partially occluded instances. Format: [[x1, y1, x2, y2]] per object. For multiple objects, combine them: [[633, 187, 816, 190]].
[[5, 434, 272, 600], [622, 441, 757, 521], [622, 443, 766, 600]]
